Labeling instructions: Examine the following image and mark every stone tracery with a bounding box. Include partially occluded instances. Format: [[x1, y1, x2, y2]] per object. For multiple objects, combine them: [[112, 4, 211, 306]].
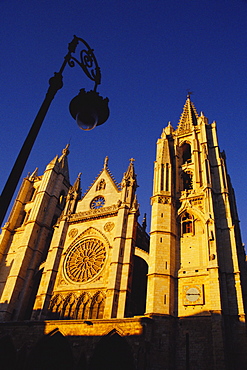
[[65, 238, 106, 283]]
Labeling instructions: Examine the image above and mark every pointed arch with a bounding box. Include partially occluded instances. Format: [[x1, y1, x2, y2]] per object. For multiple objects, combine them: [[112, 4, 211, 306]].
[[26, 330, 74, 370], [75, 292, 91, 319], [89, 291, 105, 319], [89, 331, 135, 370], [65, 226, 110, 256], [49, 294, 64, 319], [61, 293, 76, 319], [181, 212, 194, 235], [58, 190, 66, 209], [181, 142, 192, 164], [177, 203, 207, 224]]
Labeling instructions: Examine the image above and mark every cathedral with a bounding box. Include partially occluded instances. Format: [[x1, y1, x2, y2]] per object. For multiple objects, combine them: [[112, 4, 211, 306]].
[[0, 96, 246, 369]]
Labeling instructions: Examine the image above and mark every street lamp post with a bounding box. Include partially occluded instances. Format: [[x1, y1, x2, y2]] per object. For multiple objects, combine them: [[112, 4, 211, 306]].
[[0, 35, 109, 228]]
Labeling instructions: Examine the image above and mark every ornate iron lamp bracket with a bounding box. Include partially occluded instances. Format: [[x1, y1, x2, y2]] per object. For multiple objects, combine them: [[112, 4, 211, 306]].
[[0, 35, 108, 228], [64, 35, 101, 91]]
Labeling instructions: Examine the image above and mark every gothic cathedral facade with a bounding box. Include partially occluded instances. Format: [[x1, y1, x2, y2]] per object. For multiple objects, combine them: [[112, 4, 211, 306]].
[[0, 96, 246, 369]]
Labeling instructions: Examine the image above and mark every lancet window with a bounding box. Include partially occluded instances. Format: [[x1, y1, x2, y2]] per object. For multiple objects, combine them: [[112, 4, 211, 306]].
[[181, 143, 192, 164], [58, 190, 66, 209], [61, 294, 76, 319], [75, 293, 91, 319], [90, 292, 105, 319], [181, 212, 193, 235], [49, 294, 63, 319]]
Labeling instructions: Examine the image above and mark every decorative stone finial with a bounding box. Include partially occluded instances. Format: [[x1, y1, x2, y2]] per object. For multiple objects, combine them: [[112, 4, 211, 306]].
[[29, 168, 38, 180], [164, 121, 174, 135], [104, 156, 109, 169], [62, 144, 70, 157], [142, 213, 147, 231]]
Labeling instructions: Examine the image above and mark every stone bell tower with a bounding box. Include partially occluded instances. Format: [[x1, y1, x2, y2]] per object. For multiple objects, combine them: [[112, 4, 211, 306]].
[[146, 95, 247, 367], [0, 145, 71, 321]]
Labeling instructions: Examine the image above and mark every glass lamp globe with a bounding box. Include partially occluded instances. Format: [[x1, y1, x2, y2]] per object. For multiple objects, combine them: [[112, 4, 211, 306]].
[[69, 89, 109, 131], [76, 111, 98, 131]]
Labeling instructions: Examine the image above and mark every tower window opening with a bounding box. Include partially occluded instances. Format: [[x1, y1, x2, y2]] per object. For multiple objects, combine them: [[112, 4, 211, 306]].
[[183, 222, 192, 234], [165, 163, 169, 191], [181, 143, 192, 164], [23, 209, 31, 224], [161, 164, 164, 191], [28, 187, 36, 202], [19, 210, 27, 226], [182, 171, 193, 190], [58, 190, 66, 210], [181, 212, 193, 235]]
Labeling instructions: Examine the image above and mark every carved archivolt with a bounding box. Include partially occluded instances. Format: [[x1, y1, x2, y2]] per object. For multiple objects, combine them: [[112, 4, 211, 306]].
[[69, 204, 118, 222]]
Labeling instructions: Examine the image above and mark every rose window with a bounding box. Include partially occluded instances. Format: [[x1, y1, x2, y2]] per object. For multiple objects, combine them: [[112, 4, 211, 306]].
[[90, 196, 105, 209], [65, 238, 106, 282]]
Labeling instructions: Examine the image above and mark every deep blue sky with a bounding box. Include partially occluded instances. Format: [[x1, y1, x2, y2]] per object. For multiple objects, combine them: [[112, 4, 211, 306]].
[[0, 0, 247, 245]]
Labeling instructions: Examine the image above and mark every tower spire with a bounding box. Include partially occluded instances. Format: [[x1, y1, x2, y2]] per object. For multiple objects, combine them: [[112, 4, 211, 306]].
[[123, 158, 136, 181], [177, 96, 199, 133]]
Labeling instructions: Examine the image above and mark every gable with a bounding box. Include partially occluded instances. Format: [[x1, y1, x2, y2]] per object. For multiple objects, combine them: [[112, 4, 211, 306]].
[[76, 168, 121, 213]]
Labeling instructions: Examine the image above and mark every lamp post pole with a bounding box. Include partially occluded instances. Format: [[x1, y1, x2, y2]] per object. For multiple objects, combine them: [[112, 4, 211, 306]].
[[0, 36, 109, 228]]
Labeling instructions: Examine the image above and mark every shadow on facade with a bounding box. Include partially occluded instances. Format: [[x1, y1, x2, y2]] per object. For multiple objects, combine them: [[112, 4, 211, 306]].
[[0, 311, 247, 370], [0, 258, 13, 298], [207, 135, 247, 366], [0, 316, 145, 370]]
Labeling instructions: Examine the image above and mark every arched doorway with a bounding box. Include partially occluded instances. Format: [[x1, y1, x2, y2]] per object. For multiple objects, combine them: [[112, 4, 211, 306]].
[[26, 330, 74, 370], [90, 331, 135, 370]]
